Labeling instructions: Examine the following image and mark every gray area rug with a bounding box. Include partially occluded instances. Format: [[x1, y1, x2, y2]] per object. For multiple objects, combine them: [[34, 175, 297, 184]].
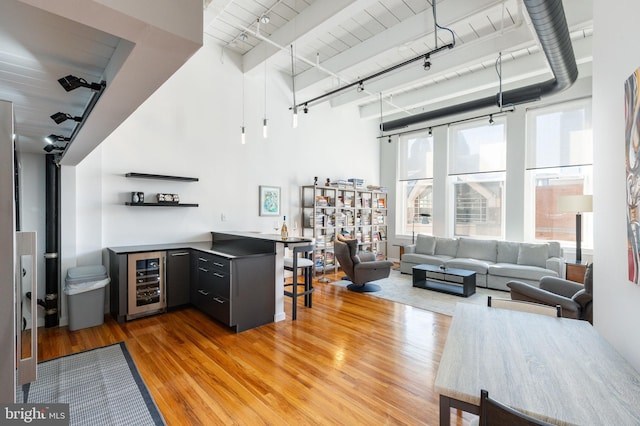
[[17, 342, 165, 426], [331, 270, 508, 316]]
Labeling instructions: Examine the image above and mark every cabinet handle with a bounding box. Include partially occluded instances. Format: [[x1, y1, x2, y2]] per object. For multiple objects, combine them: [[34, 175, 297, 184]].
[[213, 297, 225, 304], [199, 267, 209, 272], [213, 272, 225, 278], [171, 252, 189, 256], [198, 257, 208, 262], [198, 289, 210, 296], [213, 262, 225, 267]]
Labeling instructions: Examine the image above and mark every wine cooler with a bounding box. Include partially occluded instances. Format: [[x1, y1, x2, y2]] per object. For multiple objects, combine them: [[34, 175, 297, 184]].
[[127, 251, 166, 320]]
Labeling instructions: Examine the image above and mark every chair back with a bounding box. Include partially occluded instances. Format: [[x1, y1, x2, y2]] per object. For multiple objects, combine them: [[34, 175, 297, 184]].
[[479, 389, 553, 426], [488, 296, 561, 317], [334, 236, 356, 279]]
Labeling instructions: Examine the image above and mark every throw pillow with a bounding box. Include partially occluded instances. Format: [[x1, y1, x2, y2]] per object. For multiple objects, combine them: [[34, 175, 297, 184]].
[[415, 234, 436, 255], [516, 243, 549, 268]]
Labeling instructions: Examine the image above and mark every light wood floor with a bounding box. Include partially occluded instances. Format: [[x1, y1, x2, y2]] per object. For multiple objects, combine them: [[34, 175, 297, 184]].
[[38, 270, 474, 425]]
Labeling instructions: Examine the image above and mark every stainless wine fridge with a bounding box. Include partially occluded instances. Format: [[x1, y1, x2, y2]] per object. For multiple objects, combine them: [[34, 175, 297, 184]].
[[127, 251, 166, 320]]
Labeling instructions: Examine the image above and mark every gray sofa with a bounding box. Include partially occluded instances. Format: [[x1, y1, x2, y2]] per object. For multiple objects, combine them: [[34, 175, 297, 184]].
[[400, 235, 563, 291]]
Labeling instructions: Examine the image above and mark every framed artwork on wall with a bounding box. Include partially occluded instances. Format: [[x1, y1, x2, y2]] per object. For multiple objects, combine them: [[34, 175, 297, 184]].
[[625, 67, 640, 284], [259, 185, 281, 216]]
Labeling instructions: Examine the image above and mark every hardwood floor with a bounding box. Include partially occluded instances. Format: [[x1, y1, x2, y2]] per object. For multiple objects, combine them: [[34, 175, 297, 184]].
[[38, 270, 474, 425]]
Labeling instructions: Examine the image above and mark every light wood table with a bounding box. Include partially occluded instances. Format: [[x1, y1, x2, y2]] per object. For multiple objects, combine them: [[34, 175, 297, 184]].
[[434, 303, 640, 425]]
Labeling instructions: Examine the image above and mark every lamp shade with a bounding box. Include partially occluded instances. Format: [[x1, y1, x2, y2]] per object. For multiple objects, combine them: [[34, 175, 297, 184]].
[[558, 194, 593, 213]]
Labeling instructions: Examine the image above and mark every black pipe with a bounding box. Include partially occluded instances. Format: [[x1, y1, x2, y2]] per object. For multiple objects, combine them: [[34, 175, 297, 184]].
[[381, 0, 577, 132], [44, 154, 59, 327]]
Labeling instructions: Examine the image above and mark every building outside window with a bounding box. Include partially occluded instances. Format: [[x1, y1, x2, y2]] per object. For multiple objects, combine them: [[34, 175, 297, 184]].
[[525, 98, 593, 246], [449, 118, 506, 238], [398, 131, 433, 239]]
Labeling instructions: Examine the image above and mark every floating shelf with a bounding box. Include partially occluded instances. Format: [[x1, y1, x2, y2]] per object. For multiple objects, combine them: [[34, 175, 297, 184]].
[[125, 202, 199, 207], [125, 172, 198, 182]]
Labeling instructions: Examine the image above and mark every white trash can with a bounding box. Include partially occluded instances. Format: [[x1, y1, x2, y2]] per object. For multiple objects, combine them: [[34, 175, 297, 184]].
[[65, 265, 110, 331]]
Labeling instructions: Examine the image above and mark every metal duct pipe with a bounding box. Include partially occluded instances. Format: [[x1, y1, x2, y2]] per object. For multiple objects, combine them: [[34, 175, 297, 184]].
[[381, 0, 577, 132]]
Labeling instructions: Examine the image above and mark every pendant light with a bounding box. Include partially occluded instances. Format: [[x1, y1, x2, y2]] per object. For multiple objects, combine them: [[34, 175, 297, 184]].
[[291, 44, 298, 128], [241, 72, 246, 144], [263, 58, 268, 139]]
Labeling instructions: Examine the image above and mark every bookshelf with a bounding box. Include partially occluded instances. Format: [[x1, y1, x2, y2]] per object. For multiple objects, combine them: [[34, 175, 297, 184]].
[[301, 185, 388, 278]]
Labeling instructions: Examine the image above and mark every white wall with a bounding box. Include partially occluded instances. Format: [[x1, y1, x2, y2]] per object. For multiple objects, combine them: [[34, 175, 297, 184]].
[[63, 36, 380, 284], [592, 0, 640, 369]]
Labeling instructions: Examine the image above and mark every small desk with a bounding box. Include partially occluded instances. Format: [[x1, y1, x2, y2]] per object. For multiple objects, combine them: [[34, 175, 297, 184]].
[[435, 304, 640, 425]]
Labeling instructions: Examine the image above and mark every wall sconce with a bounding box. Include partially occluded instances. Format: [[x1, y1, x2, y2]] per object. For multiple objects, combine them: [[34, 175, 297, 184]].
[[50, 112, 82, 124], [57, 75, 103, 92]]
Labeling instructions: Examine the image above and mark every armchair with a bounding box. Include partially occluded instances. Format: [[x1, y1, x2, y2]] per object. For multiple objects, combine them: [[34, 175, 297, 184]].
[[334, 234, 393, 292], [507, 263, 593, 323]]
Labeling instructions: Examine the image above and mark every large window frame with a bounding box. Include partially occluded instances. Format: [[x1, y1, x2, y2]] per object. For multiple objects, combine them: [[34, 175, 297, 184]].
[[525, 98, 593, 248], [397, 130, 434, 239], [448, 117, 507, 239]]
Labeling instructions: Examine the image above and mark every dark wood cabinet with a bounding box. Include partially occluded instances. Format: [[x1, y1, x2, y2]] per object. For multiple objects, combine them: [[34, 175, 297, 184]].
[[566, 261, 587, 284], [166, 249, 191, 309], [191, 250, 275, 332]]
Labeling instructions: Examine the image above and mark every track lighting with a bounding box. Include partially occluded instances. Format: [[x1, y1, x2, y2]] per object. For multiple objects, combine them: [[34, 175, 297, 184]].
[[239, 33, 248, 41], [263, 118, 268, 139], [428, 127, 433, 136], [388, 136, 392, 143], [43, 144, 65, 153], [241, 126, 246, 144], [44, 134, 71, 144], [423, 55, 431, 71], [50, 112, 82, 124], [489, 114, 494, 125], [57, 75, 103, 92], [292, 106, 298, 128], [357, 81, 365, 93], [303, 104, 309, 114], [259, 14, 270, 24]]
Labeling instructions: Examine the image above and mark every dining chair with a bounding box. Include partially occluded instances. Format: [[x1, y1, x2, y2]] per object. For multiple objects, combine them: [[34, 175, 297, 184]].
[[477, 389, 554, 426]]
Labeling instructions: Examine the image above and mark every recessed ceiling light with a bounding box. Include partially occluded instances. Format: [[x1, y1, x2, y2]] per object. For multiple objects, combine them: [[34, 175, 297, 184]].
[[260, 14, 270, 24]]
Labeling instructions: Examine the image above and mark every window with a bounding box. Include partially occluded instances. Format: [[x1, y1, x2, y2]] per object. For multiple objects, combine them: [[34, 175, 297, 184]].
[[398, 131, 433, 238], [526, 99, 593, 246], [449, 118, 506, 238]]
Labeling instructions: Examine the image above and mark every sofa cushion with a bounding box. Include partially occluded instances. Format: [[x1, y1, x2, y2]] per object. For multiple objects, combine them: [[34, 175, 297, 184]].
[[435, 237, 458, 257], [547, 241, 561, 258], [446, 258, 492, 275], [516, 243, 549, 268], [497, 241, 520, 264], [415, 234, 436, 255], [456, 238, 497, 262], [401, 253, 450, 267], [489, 263, 558, 281]]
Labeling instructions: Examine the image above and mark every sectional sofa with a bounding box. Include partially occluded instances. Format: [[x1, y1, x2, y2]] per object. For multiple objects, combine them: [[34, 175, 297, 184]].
[[399, 235, 564, 291]]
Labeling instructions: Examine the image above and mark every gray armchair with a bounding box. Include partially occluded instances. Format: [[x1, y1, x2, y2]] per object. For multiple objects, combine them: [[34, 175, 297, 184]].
[[507, 263, 593, 323], [334, 234, 393, 292]]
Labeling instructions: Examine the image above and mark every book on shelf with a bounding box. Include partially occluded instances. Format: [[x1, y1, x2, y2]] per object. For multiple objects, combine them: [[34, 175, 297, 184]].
[[377, 198, 386, 208], [316, 195, 328, 206]]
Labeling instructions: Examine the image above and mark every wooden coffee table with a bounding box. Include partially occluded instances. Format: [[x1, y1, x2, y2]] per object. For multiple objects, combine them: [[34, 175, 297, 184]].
[[412, 264, 476, 297]]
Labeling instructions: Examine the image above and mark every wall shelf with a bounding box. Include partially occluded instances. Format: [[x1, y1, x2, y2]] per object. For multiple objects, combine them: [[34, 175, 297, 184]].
[[125, 172, 198, 182], [125, 202, 199, 207]]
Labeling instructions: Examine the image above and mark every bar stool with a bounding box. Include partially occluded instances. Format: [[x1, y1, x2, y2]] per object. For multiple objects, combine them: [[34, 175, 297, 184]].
[[283, 243, 314, 320]]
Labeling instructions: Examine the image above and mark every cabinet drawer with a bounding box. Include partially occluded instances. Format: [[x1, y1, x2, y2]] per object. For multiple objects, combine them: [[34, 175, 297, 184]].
[[196, 253, 230, 274], [201, 293, 231, 325], [211, 270, 231, 299]]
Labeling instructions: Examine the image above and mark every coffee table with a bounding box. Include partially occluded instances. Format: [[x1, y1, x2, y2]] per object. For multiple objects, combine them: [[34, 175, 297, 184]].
[[412, 264, 476, 297]]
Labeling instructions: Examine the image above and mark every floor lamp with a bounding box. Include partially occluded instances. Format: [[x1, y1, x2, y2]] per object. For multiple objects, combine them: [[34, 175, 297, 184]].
[[558, 194, 593, 263]]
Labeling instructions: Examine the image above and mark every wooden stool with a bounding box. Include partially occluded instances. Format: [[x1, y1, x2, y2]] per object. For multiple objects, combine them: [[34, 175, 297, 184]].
[[284, 243, 314, 320]]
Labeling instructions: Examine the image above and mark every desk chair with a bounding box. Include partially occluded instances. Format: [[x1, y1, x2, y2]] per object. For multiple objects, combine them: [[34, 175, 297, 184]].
[[487, 296, 561, 317], [284, 243, 314, 320], [478, 389, 553, 426]]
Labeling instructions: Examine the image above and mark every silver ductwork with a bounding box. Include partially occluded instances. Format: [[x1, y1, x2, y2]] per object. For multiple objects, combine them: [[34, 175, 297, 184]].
[[381, 0, 578, 132]]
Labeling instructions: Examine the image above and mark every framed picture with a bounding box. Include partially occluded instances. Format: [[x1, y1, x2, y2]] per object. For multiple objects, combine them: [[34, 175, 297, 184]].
[[259, 185, 281, 216]]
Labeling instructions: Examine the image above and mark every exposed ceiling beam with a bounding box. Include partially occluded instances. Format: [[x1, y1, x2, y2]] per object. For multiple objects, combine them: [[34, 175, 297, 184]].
[[295, 0, 511, 92], [329, 22, 534, 109], [242, 0, 379, 73]]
